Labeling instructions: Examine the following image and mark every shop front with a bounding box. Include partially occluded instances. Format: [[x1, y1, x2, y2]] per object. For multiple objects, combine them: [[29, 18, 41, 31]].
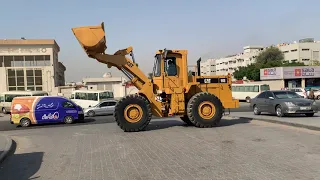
[[260, 66, 320, 90]]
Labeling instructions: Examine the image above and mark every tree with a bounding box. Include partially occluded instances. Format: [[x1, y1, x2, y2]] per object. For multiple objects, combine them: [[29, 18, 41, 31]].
[[255, 46, 284, 67], [282, 61, 305, 67], [311, 60, 320, 66]]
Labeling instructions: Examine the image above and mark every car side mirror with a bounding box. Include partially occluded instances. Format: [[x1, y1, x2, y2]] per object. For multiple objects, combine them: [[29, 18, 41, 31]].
[[269, 97, 274, 100]]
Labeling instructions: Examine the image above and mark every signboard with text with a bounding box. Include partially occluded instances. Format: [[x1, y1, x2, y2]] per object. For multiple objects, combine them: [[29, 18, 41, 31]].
[[260, 66, 320, 80], [283, 66, 320, 79], [260, 67, 283, 80]]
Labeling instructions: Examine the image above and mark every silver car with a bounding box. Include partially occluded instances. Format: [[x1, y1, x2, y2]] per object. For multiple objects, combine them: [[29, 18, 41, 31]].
[[250, 90, 318, 117], [84, 100, 118, 117]]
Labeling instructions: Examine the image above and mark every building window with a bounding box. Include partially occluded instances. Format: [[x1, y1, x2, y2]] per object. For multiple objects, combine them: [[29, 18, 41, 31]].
[[4, 56, 14, 67], [7, 69, 25, 91], [3, 55, 50, 67], [0, 56, 3, 67], [302, 49, 309, 51], [302, 59, 310, 61], [291, 49, 297, 52], [283, 51, 289, 53], [7, 68, 43, 91]]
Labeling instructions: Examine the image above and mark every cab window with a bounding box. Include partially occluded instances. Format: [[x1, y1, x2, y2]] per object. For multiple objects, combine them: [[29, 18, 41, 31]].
[[165, 57, 177, 76], [63, 101, 75, 108]]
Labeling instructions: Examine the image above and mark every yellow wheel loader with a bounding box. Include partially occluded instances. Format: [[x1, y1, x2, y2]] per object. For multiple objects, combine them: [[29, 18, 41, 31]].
[[72, 22, 239, 132]]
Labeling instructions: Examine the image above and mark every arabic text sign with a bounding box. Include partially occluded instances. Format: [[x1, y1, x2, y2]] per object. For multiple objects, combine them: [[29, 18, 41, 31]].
[[283, 67, 320, 79]]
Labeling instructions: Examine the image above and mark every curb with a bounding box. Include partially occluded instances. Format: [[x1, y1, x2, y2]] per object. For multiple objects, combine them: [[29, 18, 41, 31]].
[[0, 135, 13, 164], [229, 116, 320, 131]]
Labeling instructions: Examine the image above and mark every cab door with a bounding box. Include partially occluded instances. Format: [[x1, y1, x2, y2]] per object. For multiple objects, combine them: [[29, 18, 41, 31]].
[[164, 57, 180, 90]]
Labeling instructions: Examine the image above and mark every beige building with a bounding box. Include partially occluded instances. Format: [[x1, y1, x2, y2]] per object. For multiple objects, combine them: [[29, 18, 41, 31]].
[[0, 39, 66, 94], [201, 38, 320, 76]]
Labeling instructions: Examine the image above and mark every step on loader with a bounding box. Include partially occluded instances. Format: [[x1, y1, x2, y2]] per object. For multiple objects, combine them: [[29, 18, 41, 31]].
[[71, 22, 239, 132]]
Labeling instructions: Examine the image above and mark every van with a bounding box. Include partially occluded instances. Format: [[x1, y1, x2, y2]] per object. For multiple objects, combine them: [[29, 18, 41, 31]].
[[10, 96, 84, 127]]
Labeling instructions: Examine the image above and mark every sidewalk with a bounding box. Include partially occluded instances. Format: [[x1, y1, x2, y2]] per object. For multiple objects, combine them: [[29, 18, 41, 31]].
[[229, 112, 320, 131], [0, 134, 13, 163]]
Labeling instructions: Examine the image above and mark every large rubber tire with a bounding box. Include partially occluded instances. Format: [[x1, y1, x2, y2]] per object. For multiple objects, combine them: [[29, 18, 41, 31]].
[[187, 92, 223, 128], [114, 94, 152, 132], [180, 115, 194, 126]]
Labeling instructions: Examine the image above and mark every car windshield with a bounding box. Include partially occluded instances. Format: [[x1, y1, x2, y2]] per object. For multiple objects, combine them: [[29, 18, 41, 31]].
[[273, 91, 301, 99]]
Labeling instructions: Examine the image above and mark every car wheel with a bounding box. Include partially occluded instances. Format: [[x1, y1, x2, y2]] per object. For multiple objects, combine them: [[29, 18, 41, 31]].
[[2, 108, 7, 114], [64, 116, 74, 124], [305, 113, 314, 117], [87, 110, 95, 117], [253, 105, 261, 115], [317, 95, 320, 100], [276, 105, 284, 117], [20, 118, 31, 127]]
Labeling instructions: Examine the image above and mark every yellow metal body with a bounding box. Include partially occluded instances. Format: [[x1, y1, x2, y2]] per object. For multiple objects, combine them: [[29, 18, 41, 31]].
[[71, 22, 239, 118]]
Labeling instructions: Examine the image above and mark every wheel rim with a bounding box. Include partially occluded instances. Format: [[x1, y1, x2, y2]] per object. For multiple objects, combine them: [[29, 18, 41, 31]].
[[22, 120, 29, 126], [124, 104, 143, 123], [276, 108, 282, 116], [198, 101, 216, 120], [2, 108, 6, 113], [88, 111, 94, 116], [254, 106, 258, 114], [66, 117, 72, 123]]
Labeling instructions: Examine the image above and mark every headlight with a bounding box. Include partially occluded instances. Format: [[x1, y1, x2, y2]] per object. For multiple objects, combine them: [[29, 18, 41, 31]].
[[284, 102, 296, 106]]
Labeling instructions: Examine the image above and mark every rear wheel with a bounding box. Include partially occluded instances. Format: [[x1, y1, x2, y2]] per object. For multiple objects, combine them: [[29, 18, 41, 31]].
[[187, 92, 223, 128], [180, 115, 194, 126], [2, 108, 7, 114], [20, 118, 31, 127], [114, 94, 152, 132]]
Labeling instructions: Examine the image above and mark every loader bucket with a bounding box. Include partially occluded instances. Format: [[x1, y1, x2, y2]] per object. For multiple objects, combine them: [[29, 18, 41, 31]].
[[71, 22, 107, 56]]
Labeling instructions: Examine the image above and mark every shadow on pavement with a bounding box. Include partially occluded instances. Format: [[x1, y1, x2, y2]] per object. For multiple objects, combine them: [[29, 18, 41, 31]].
[[0, 140, 43, 180], [259, 113, 319, 118], [145, 118, 251, 131]]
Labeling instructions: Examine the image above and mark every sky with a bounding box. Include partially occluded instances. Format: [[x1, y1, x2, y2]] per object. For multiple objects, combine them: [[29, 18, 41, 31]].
[[1, 0, 320, 82]]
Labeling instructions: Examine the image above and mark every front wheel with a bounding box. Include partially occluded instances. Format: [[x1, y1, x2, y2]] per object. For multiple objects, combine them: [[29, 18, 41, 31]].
[[187, 92, 223, 128], [114, 94, 152, 132], [276, 105, 284, 117], [64, 116, 74, 124], [253, 105, 261, 115]]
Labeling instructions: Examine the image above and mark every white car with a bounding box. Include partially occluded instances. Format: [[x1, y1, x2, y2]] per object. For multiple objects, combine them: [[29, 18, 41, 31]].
[[289, 88, 307, 98]]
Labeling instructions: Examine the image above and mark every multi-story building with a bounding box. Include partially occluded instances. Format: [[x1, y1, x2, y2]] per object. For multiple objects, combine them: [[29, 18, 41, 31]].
[[201, 46, 263, 76], [0, 39, 66, 94], [201, 38, 320, 76]]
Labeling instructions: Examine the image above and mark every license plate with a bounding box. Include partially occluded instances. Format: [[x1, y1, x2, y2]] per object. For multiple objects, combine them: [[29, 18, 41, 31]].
[[300, 106, 311, 110]]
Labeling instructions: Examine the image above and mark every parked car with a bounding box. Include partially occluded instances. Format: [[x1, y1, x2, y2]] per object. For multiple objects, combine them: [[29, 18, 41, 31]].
[[289, 88, 307, 98], [250, 90, 318, 117], [84, 99, 118, 117]]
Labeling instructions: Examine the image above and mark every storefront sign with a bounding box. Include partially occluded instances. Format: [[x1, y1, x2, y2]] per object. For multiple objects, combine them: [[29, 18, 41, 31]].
[[260, 67, 283, 80], [260, 66, 320, 80], [283, 67, 320, 79]]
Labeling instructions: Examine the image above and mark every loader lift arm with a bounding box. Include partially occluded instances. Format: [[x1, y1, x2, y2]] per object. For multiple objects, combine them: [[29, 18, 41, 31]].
[[71, 22, 163, 117]]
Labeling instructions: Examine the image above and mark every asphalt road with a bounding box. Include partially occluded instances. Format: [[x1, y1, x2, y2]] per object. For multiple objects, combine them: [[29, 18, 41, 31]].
[[1, 116, 319, 179]]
